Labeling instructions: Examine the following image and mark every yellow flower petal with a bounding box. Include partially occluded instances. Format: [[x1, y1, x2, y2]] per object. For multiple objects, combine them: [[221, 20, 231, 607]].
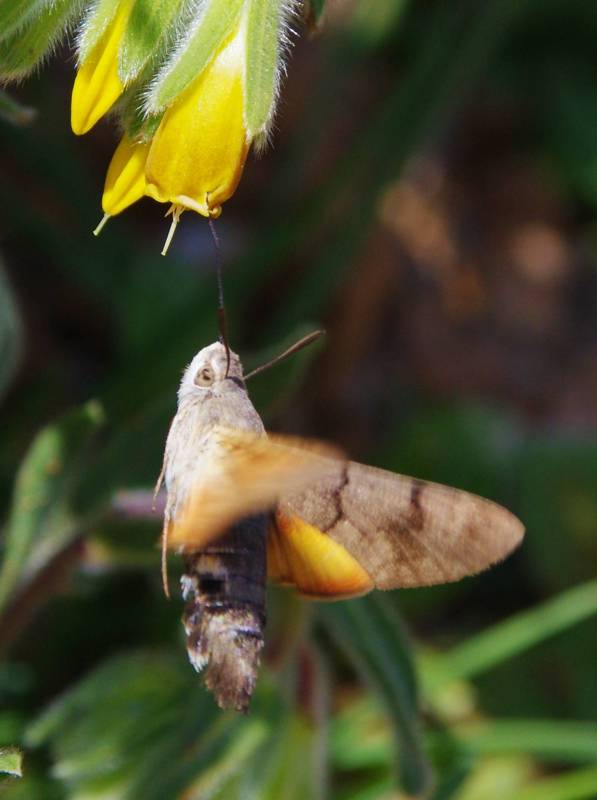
[[71, 0, 133, 135], [102, 135, 150, 216], [145, 19, 250, 218]]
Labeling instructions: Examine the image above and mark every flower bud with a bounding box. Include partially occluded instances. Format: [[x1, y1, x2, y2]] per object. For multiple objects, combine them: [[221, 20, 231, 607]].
[[93, 135, 150, 235], [71, 0, 134, 135]]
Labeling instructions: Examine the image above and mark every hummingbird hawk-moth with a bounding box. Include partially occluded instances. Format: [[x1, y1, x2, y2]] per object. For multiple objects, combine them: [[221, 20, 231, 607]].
[[158, 341, 524, 712]]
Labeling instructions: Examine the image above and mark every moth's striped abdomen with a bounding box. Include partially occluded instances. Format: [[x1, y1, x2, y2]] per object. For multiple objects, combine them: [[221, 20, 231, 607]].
[[181, 514, 267, 712]]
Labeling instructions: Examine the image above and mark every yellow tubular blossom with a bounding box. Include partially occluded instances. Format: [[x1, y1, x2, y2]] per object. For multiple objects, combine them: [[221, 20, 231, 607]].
[[94, 135, 150, 235], [145, 17, 250, 236], [71, 0, 134, 135]]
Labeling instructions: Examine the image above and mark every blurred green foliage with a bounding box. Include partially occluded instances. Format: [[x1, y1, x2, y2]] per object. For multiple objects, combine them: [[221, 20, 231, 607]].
[[1, 0, 597, 798]]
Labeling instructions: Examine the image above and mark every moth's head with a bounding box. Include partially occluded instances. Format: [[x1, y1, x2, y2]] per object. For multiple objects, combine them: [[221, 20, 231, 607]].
[[178, 342, 245, 402]]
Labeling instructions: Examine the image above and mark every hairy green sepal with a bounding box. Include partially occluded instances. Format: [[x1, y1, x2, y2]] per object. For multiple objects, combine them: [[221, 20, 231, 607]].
[[119, 82, 164, 140], [76, 0, 121, 63], [145, 0, 244, 114], [0, 0, 83, 81], [0, 0, 48, 42], [119, 0, 186, 84], [245, 0, 282, 139]]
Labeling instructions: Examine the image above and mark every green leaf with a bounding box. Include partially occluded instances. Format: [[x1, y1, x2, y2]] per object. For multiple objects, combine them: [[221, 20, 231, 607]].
[[27, 650, 199, 792], [0, 0, 83, 81], [26, 649, 306, 800], [182, 718, 269, 800], [0, 0, 47, 42], [453, 719, 597, 765], [145, 0, 244, 114], [454, 757, 536, 800], [132, 713, 246, 800], [330, 694, 392, 769], [27, 651, 186, 744], [0, 747, 22, 777], [0, 401, 105, 614], [253, 715, 326, 800], [318, 595, 432, 797], [119, 0, 186, 84], [245, 0, 282, 139], [423, 579, 597, 692], [509, 766, 597, 800]]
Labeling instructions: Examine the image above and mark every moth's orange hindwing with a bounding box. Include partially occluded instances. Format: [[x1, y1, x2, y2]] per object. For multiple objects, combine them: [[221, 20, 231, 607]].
[[268, 508, 374, 599]]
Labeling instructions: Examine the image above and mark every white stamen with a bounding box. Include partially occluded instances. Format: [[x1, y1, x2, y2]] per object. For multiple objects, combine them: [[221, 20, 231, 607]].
[[161, 205, 183, 256], [93, 213, 110, 237]]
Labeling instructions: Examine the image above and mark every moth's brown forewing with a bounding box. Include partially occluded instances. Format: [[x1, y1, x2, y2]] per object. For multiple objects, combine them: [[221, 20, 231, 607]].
[[279, 461, 524, 590], [162, 342, 524, 712]]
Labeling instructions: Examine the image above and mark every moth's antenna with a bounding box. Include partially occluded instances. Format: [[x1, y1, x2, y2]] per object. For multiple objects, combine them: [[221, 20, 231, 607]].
[[244, 330, 325, 380], [208, 217, 231, 377]]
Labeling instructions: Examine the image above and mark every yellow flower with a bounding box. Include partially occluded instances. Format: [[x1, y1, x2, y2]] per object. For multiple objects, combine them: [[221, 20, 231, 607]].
[[71, 0, 134, 135], [93, 135, 150, 235], [144, 16, 250, 250]]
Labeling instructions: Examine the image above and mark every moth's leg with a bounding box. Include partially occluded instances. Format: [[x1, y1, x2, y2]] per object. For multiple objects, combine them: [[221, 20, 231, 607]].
[[161, 515, 171, 599], [153, 463, 165, 511]]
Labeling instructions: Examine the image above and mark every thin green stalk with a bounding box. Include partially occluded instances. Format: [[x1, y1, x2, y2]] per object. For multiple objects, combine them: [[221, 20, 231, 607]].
[[424, 580, 597, 691], [453, 719, 597, 764]]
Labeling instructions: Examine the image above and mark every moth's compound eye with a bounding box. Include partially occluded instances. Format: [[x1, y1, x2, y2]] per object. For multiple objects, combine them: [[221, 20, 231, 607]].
[[194, 366, 215, 387]]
